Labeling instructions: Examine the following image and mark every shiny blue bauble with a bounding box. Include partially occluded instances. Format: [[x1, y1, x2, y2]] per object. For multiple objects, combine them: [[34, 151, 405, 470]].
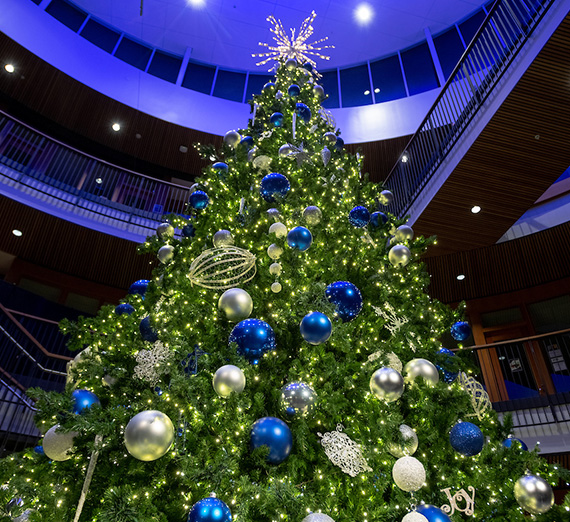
[[296, 103, 312, 123], [270, 112, 284, 127], [115, 303, 135, 316], [72, 389, 100, 414], [335, 137, 344, 151], [416, 505, 452, 522], [128, 279, 150, 298], [260, 173, 290, 202], [262, 81, 275, 91], [287, 226, 313, 251], [140, 316, 159, 343], [34, 445, 45, 456], [370, 211, 388, 227], [189, 190, 209, 210], [250, 417, 293, 464], [188, 497, 232, 522], [182, 224, 196, 238], [239, 136, 254, 151], [436, 347, 458, 383], [451, 321, 472, 341], [302, 62, 313, 72], [288, 84, 301, 97], [212, 162, 228, 178], [503, 437, 528, 451], [449, 422, 484, 456], [349, 206, 370, 227], [325, 281, 363, 322], [229, 319, 276, 365], [300, 312, 332, 345]]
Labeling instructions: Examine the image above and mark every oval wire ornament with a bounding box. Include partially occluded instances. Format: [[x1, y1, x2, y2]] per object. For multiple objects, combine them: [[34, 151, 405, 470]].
[[188, 247, 257, 290]]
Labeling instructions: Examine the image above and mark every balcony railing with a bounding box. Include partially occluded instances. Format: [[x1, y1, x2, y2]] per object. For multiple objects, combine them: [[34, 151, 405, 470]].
[[384, 0, 554, 218]]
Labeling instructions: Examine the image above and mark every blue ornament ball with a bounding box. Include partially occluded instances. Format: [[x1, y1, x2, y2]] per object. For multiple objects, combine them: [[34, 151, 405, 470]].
[[349, 206, 370, 227], [263, 81, 276, 91], [436, 347, 458, 383], [71, 389, 100, 414], [189, 190, 209, 210], [416, 504, 452, 522], [296, 103, 312, 123], [34, 445, 45, 456], [115, 303, 135, 316], [260, 173, 290, 202], [287, 226, 313, 251], [270, 112, 284, 127], [370, 211, 388, 227], [335, 137, 344, 151], [451, 321, 471, 341], [239, 136, 254, 151], [182, 224, 196, 238], [128, 279, 150, 298], [288, 84, 301, 97], [503, 437, 528, 451], [229, 319, 276, 364], [250, 417, 293, 464], [212, 162, 228, 177], [325, 281, 363, 322], [188, 497, 232, 522], [140, 316, 159, 343], [300, 312, 332, 345], [449, 422, 484, 456]]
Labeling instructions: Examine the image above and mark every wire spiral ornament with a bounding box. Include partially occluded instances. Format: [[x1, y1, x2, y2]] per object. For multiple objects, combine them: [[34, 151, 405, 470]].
[[458, 372, 491, 421], [318, 424, 372, 477]]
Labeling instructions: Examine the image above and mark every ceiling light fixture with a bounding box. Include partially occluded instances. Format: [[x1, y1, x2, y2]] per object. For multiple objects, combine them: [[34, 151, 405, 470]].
[[112, 123, 121, 132], [374, 88, 380, 93], [12, 229, 22, 237], [364, 90, 370, 95], [401, 151, 410, 163], [354, 3, 374, 25], [187, 0, 206, 8], [456, 274, 466, 281], [471, 205, 481, 214], [5, 64, 15, 73]]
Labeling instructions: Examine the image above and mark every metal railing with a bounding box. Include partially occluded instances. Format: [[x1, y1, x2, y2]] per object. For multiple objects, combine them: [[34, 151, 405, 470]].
[[384, 0, 554, 218]]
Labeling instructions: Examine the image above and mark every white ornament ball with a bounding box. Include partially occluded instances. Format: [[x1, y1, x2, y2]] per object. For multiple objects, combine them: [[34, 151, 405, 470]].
[[395, 225, 414, 242], [124, 410, 174, 461], [302, 514, 335, 522], [370, 367, 404, 402], [43, 424, 78, 461], [157, 245, 175, 264], [392, 456, 426, 492], [253, 155, 272, 171], [402, 513, 429, 522], [304, 205, 322, 225], [213, 365, 246, 397], [156, 222, 174, 239], [379, 189, 394, 206], [389, 244, 412, 267], [213, 230, 234, 247], [271, 282, 282, 293], [218, 288, 253, 322], [404, 358, 439, 386], [267, 244, 283, 260], [269, 222, 288, 238], [269, 263, 282, 276]]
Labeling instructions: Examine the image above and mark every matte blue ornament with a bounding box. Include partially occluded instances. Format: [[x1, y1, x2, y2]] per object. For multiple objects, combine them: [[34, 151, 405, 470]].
[[270, 112, 284, 127], [128, 279, 150, 298], [335, 137, 344, 151], [370, 211, 388, 227], [71, 389, 100, 414], [451, 321, 472, 341], [140, 316, 159, 343], [300, 312, 332, 345], [260, 173, 290, 202], [239, 136, 254, 151], [288, 84, 300, 97], [416, 505, 452, 522], [34, 445, 45, 456], [287, 226, 313, 251], [250, 417, 293, 464], [189, 190, 209, 210], [503, 437, 528, 451], [325, 281, 363, 322], [188, 497, 232, 522], [263, 81, 275, 91], [115, 303, 135, 316], [349, 206, 370, 227], [182, 224, 196, 238], [449, 421, 484, 456], [436, 347, 458, 383], [295, 103, 312, 123], [229, 319, 276, 364]]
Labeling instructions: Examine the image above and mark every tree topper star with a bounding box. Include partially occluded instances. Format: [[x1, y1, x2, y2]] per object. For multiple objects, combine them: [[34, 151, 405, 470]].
[[253, 11, 333, 71]]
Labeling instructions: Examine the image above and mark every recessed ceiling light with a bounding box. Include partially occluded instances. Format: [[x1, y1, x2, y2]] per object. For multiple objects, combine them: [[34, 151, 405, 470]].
[[374, 88, 380, 93], [401, 151, 410, 163], [364, 90, 370, 95], [471, 205, 481, 214], [4, 64, 15, 73], [354, 3, 374, 25], [457, 274, 466, 281], [187, 0, 206, 8], [112, 123, 121, 132], [95, 177, 103, 184], [12, 229, 22, 237]]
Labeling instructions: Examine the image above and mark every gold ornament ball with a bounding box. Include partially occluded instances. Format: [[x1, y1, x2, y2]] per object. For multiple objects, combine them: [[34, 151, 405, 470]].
[[389, 244, 412, 267], [404, 358, 439, 386], [268, 244, 283, 260], [157, 245, 175, 264], [392, 456, 426, 492], [269, 263, 282, 276], [218, 288, 253, 322], [43, 424, 78, 461], [213, 230, 234, 247], [213, 365, 246, 397], [395, 225, 414, 242], [303, 205, 322, 225], [514, 474, 554, 514], [269, 222, 288, 238], [271, 282, 282, 293], [124, 410, 174, 461]]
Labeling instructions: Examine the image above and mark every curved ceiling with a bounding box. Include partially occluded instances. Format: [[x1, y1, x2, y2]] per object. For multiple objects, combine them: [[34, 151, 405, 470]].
[[72, 0, 487, 71]]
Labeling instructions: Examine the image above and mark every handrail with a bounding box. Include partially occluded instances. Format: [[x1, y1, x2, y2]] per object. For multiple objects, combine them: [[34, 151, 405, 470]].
[[5, 309, 62, 326], [457, 327, 570, 351]]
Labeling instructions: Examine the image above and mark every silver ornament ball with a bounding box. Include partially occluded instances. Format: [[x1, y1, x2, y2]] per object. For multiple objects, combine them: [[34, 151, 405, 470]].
[[323, 132, 337, 145], [370, 367, 404, 402], [404, 358, 439, 386], [267, 208, 281, 221], [157, 245, 175, 264], [218, 288, 253, 322], [302, 514, 335, 522], [389, 244, 412, 267], [43, 424, 78, 461], [402, 513, 429, 522], [279, 382, 317, 420], [156, 222, 174, 239], [271, 282, 282, 293], [392, 456, 426, 492], [304, 205, 322, 225], [395, 225, 414, 242], [388, 424, 419, 458], [124, 410, 175, 461], [269, 222, 288, 238], [284, 58, 297, 71], [514, 474, 554, 514], [247, 146, 258, 162], [275, 90, 283, 99], [268, 244, 283, 260], [269, 263, 282, 276], [313, 85, 325, 99], [213, 365, 246, 397], [224, 130, 241, 148], [279, 144, 293, 157], [213, 230, 234, 247], [379, 189, 394, 206]]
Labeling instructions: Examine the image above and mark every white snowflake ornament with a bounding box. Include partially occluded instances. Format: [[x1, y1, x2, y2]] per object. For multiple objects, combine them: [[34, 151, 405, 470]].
[[133, 341, 174, 386]]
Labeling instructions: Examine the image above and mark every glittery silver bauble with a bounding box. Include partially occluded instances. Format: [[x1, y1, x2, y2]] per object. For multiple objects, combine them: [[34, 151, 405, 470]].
[[402, 512, 429, 522], [213, 364, 246, 397], [157, 245, 175, 264], [404, 358, 439, 386], [304, 205, 322, 225], [124, 410, 174, 461], [392, 456, 426, 492], [389, 244, 412, 267], [268, 244, 283, 260], [218, 288, 253, 322], [279, 144, 293, 157], [323, 132, 337, 145], [284, 58, 297, 71], [388, 424, 419, 458], [379, 190, 394, 206], [321, 146, 331, 166], [269, 222, 287, 238], [514, 474, 554, 514], [253, 155, 272, 171], [267, 208, 281, 221], [271, 282, 282, 293], [213, 230, 234, 247], [269, 263, 282, 276], [395, 225, 414, 242], [224, 130, 241, 148], [370, 367, 404, 402], [156, 222, 174, 239], [279, 382, 317, 420], [302, 514, 335, 522], [43, 424, 78, 461]]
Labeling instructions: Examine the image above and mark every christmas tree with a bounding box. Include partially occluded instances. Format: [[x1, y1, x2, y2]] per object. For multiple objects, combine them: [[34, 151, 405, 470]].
[[1, 11, 568, 522]]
